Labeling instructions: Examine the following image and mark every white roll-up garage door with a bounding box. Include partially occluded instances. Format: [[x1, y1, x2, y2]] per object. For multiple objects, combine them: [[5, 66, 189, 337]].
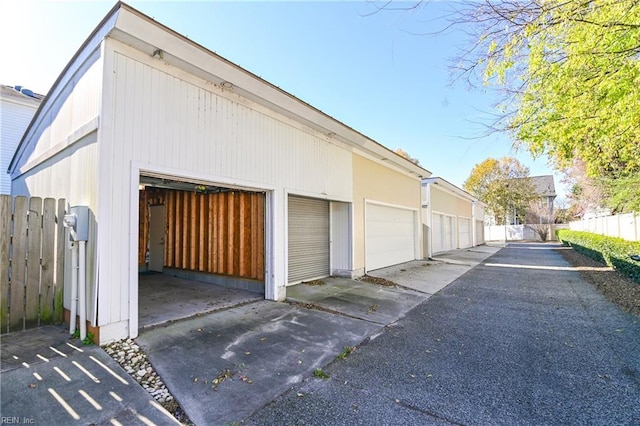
[[365, 202, 416, 271], [288, 196, 330, 284], [458, 218, 471, 248]]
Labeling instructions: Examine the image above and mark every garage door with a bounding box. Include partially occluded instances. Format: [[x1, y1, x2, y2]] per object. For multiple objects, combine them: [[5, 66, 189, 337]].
[[288, 196, 330, 284], [432, 213, 455, 254], [475, 220, 485, 245], [459, 218, 471, 248], [366, 203, 416, 271]]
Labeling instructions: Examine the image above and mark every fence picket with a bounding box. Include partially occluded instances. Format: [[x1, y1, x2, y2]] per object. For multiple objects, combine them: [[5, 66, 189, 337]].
[[41, 198, 57, 323], [0, 195, 11, 332], [25, 197, 43, 328], [10, 197, 28, 331]]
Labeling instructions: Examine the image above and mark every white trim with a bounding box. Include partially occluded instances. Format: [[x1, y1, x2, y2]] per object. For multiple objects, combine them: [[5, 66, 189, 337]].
[[364, 198, 419, 213], [14, 118, 99, 177], [285, 187, 352, 204], [128, 161, 279, 338]]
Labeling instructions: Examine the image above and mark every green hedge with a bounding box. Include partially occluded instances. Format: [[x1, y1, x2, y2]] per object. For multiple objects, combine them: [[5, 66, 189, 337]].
[[556, 230, 640, 284]]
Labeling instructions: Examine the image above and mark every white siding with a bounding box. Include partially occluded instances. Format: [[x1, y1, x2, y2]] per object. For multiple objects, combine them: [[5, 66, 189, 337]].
[[107, 50, 352, 195], [0, 97, 39, 194], [95, 46, 354, 327]]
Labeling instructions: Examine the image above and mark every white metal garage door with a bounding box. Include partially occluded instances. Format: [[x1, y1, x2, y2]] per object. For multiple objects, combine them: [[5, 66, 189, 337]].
[[288, 196, 330, 284], [366, 203, 416, 271], [458, 218, 471, 248], [432, 213, 455, 254], [475, 220, 485, 245]]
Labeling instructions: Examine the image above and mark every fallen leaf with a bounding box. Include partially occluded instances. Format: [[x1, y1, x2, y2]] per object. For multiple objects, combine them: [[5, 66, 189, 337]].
[[28, 383, 36, 389], [297, 393, 305, 397], [245, 352, 251, 355]]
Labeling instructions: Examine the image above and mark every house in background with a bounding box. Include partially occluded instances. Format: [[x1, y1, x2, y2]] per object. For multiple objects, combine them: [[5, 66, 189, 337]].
[[422, 177, 485, 257], [485, 174, 557, 226], [0, 85, 44, 194], [8, 3, 429, 344]]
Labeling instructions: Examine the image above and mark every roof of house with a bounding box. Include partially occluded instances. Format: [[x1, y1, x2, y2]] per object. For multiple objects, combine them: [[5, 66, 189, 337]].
[[0, 85, 44, 104], [529, 175, 556, 197], [9, 1, 432, 179]]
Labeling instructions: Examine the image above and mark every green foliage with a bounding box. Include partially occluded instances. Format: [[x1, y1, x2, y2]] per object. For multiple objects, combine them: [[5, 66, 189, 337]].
[[71, 329, 95, 345], [454, 1, 640, 207], [463, 157, 534, 224], [557, 230, 640, 283], [337, 346, 356, 361], [313, 368, 329, 379]]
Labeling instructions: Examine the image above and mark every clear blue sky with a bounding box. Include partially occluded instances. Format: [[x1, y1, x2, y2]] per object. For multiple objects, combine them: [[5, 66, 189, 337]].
[[0, 0, 567, 198]]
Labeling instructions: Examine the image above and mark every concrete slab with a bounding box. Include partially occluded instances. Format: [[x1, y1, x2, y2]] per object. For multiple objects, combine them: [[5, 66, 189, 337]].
[[1, 326, 178, 425], [286, 278, 428, 325], [368, 246, 501, 295], [139, 273, 261, 328], [136, 300, 380, 425]]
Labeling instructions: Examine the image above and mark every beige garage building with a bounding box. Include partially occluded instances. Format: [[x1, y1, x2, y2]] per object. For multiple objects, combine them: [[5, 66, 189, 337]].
[[422, 177, 485, 257]]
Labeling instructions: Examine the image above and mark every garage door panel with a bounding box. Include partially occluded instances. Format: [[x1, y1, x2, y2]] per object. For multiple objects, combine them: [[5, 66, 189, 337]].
[[288, 196, 330, 284], [366, 203, 416, 271], [459, 218, 471, 248]]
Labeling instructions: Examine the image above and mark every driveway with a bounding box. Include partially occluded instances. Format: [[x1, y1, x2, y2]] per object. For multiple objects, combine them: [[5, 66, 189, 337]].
[[247, 243, 640, 425]]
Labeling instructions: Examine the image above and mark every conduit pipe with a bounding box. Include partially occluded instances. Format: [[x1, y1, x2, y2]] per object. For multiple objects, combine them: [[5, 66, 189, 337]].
[[78, 240, 87, 341], [69, 242, 78, 335]]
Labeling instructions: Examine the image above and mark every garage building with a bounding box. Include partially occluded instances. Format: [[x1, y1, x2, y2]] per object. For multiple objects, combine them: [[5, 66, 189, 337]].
[[8, 3, 429, 343]]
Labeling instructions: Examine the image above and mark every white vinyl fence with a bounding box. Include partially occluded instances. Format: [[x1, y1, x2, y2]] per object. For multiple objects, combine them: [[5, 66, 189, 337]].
[[485, 224, 570, 242], [568, 212, 639, 241]]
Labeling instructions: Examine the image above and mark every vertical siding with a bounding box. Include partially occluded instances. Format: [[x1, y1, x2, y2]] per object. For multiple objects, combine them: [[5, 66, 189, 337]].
[[95, 49, 355, 326], [110, 52, 351, 196]]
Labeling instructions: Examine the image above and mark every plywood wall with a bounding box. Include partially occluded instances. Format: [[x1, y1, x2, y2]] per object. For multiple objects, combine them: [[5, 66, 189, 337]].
[[139, 188, 264, 281]]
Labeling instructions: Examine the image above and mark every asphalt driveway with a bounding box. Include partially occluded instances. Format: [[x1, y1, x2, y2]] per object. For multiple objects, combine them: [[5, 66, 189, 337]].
[[247, 243, 640, 425]]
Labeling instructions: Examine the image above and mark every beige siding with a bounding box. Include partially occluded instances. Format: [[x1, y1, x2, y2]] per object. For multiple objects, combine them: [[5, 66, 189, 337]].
[[430, 186, 472, 218], [352, 154, 421, 271]]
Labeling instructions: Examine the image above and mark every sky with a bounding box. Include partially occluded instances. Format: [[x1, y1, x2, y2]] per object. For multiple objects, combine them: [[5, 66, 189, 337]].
[[0, 0, 567, 199]]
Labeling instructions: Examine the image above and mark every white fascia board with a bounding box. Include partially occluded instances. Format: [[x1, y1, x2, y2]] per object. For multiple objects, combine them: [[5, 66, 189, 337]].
[[422, 177, 477, 203], [111, 4, 430, 179]]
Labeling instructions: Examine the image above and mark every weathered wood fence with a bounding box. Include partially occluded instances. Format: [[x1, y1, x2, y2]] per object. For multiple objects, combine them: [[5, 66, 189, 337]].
[[1, 195, 66, 333]]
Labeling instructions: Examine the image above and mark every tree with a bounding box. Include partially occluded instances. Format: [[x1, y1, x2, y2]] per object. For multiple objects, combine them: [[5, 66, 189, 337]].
[[525, 198, 558, 241], [394, 148, 421, 166], [463, 157, 534, 225], [447, 1, 640, 184]]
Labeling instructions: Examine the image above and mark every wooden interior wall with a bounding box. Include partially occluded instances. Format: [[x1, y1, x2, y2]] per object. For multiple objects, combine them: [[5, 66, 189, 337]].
[[138, 188, 265, 281]]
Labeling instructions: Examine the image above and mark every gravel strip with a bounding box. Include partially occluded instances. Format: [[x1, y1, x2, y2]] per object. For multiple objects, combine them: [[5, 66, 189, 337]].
[[103, 339, 194, 425]]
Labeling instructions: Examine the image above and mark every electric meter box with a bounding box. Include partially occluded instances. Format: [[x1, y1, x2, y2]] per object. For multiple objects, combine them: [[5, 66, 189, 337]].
[[68, 206, 90, 241]]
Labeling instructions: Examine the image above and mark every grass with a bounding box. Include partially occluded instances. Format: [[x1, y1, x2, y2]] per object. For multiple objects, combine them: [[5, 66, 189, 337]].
[[336, 346, 356, 360], [313, 368, 329, 379]]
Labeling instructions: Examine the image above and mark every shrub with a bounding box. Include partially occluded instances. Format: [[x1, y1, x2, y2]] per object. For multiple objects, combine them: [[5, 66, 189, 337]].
[[556, 230, 640, 284]]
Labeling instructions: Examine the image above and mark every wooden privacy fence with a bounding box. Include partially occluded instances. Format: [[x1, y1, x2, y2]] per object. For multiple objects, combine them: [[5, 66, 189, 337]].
[[1, 195, 66, 333]]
